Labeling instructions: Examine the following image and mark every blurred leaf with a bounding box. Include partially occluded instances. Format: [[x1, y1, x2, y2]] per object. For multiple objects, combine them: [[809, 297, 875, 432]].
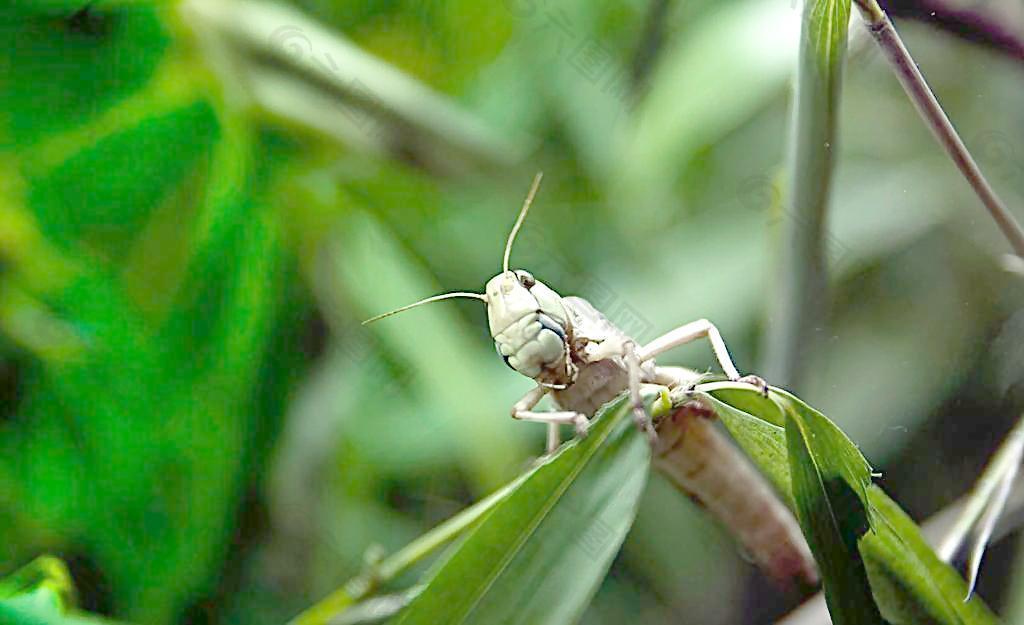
[[0, 556, 125, 625], [389, 390, 661, 625], [0, 5, 170, 147], [0, 557, 75, 613], [613, 0, 798, 229], [180, 0, 519, 178], [27, 101, 219, 257], [0, 44, 295, 619]]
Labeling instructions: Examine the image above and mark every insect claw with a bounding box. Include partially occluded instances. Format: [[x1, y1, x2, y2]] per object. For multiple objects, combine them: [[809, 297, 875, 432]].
[[737, 374, 770, 397], [631, 404, 658, 445], [573, 413, 590, 438]]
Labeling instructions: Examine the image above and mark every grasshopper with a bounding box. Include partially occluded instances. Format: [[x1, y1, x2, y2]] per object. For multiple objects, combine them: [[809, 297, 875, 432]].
[[365, 174, 818, 586]]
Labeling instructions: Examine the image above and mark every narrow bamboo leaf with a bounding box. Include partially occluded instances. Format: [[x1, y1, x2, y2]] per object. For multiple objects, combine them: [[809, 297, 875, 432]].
[[783, 393, 884, 625], [862, 488, 1000, 625], [687, 385, 1001, 623], [937, 414, 1024, 598], [292, 473, 529, 625], [389, 391, 659, 625], [703, 383, 786, 427], [696, 385, 792, 506]]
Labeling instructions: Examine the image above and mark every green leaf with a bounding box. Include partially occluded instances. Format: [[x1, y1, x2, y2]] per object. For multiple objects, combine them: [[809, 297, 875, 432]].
[[2, 118, 292, 624], [0, 5, 170, 146], [0, 557, 75, 614], [389, 391, 661, 625], [782, 391, 885, 624], [698, 384, 1001, 624], [27, 101, 220, 257], [697, 384, 792, 507], [862, 489, 999, 625], [0, 556, 126, 625]]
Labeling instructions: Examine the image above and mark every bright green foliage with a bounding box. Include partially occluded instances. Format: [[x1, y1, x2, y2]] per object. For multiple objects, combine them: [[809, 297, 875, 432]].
[[0, 5, 302, 624], [0, 557, 76, 616], [1, 1, 1022, 625], [0, 7, 170, 146], [0, 556, 126, 625]]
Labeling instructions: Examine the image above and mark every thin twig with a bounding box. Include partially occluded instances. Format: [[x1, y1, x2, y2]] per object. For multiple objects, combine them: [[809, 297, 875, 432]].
[[882, 0, 1024, 62], [854, 0, 1024, 257]]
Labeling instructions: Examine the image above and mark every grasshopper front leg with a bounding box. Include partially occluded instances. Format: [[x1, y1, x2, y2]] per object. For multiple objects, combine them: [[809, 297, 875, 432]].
[[623, 340, 658, 445], [510, 385, 589, 454]]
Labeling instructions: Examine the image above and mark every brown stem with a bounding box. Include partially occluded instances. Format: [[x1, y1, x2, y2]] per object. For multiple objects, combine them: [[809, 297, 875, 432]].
[[881, 0, 1024, 62], [855, 0, 1024, 257]]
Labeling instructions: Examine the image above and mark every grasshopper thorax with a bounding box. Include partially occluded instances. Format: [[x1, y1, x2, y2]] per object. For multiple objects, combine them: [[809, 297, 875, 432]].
[[485, 270, 577, 387]]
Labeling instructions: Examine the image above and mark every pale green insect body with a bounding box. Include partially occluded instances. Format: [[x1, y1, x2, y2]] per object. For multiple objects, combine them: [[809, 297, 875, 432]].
[[363, 174, 819, 587]]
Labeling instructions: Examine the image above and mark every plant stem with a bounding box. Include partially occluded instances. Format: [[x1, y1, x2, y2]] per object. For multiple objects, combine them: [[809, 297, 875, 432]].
[[853, 0, 1024, 257], [762, 0, 851, 389], [882, 0, 1024, 63]]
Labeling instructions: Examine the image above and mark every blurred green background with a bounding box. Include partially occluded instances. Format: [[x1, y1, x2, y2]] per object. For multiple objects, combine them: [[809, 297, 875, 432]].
[[1, 1, 1023, 623]]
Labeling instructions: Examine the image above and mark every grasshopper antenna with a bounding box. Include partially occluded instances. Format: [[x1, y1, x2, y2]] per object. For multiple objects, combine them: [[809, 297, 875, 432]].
[[502, 172, 544, 274], [362, 292, 487, 325]]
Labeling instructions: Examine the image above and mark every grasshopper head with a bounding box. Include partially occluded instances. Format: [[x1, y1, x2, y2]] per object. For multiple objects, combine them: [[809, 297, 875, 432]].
[[484, 269, 576, 386], [364, 173, 577, 386]]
